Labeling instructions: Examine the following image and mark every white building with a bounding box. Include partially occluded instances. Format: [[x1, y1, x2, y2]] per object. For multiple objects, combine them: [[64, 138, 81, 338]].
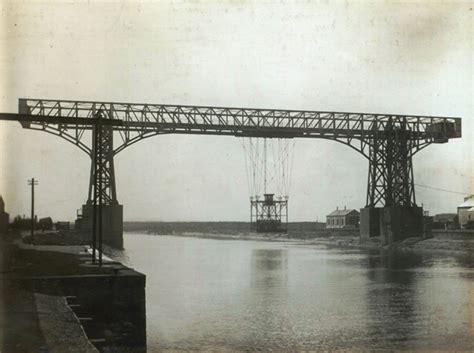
[[457, 195, 474, 228]]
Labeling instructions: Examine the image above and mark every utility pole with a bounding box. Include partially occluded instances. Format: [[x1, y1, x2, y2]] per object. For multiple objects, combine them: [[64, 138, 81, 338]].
[[27, 178, 38, 244]]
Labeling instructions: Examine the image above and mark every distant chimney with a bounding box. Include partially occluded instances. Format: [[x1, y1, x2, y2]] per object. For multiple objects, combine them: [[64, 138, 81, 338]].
[[344, 206, 346, 210], [336, 206, 338, 210]]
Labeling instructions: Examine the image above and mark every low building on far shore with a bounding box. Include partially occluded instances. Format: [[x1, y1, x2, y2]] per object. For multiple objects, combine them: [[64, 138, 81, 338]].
[[0, 196, 9, 234], [39, 217, 53, 231], [55, 221, 70, 230], [326, 207, 360, 229], [433, 213, 458, 230], [457, 195, 474, 229]]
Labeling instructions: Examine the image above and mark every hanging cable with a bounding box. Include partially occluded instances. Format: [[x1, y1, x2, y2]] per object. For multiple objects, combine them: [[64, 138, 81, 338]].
[[287, 139, 296, 197], [414, 183, 470, 196], [240, 138, 252, 198], [241, 136, 297, 200]]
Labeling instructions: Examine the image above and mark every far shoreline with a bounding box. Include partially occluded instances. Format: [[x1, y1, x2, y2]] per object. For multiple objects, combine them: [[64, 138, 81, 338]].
[[123, 223, 474, 257]]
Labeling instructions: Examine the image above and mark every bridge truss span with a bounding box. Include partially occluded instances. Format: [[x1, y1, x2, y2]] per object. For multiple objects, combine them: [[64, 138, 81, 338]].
[[19, 99, 460, 157], [16, 98, 461, 209]]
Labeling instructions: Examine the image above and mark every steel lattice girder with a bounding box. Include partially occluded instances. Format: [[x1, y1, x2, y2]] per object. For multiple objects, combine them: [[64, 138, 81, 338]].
[[16, 99, 461, 158], [0, 98, 462, 209]]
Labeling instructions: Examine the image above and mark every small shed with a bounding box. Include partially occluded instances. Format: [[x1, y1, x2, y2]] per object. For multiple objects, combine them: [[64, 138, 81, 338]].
[[326, 207, 360, 229]]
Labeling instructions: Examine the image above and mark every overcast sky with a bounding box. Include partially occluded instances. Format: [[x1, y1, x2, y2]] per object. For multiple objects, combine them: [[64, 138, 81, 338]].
[[0, 1, 472, 222]]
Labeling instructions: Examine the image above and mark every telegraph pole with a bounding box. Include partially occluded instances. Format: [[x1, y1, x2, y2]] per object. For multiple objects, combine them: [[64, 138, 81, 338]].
[[27, 178, 38, 244]]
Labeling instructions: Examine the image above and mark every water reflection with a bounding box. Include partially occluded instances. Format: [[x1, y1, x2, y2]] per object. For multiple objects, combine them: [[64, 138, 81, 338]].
[[243, 249, 293, 350], [363, 250, 422, 350], [250, 248, 288, 286], [117, 234, 474, 352], [366, 249, 424, 269], [363, 249, 474, 351]]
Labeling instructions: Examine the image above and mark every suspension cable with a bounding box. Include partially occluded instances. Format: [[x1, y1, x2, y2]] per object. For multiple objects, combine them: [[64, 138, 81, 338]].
[[241, 137, 297, 199]]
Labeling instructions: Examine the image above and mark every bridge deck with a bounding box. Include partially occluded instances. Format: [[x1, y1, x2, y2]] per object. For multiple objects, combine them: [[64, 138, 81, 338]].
[[16, 98, 460, 140]]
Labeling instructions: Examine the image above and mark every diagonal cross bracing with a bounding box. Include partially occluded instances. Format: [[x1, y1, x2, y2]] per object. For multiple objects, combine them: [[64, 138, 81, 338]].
[[5, 98, 463, 208], [18, 98, 461, 157]]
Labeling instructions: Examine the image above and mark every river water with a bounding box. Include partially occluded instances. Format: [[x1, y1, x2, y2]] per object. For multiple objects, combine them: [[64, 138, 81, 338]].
[[114, 232, 474, 351]]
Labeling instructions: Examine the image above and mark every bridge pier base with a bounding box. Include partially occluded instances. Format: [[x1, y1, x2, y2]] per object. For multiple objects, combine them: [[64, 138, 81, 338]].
[[359, 207, 382, 241], [380, 206, 423, 244], [79, 203, 124, 249], [360, 206, 423, 244]]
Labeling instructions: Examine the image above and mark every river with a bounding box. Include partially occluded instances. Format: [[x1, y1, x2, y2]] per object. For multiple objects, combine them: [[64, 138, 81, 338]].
[[113, 232, 474, 351]]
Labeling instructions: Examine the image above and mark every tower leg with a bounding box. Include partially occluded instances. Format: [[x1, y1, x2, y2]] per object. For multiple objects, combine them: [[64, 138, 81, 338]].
[[360, 118, 422, 243], [78, 125, 123, 249]]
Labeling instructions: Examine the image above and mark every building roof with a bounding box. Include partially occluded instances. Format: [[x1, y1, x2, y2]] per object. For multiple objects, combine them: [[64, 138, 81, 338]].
[[468, 207, 474, 212], [327, 209, 359, 217], [458, 196, 474, 208]]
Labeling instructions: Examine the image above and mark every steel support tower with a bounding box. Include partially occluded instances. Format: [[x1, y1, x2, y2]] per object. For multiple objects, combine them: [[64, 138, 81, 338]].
[[3, 98, 462, 246], [0, 110, 122, 263]]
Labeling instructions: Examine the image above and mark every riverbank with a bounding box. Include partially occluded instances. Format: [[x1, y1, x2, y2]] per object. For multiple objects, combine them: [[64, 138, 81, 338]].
[[138, 224, 474, 255], [0, 232, 146, 353], [3, 226, 473, 352]]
